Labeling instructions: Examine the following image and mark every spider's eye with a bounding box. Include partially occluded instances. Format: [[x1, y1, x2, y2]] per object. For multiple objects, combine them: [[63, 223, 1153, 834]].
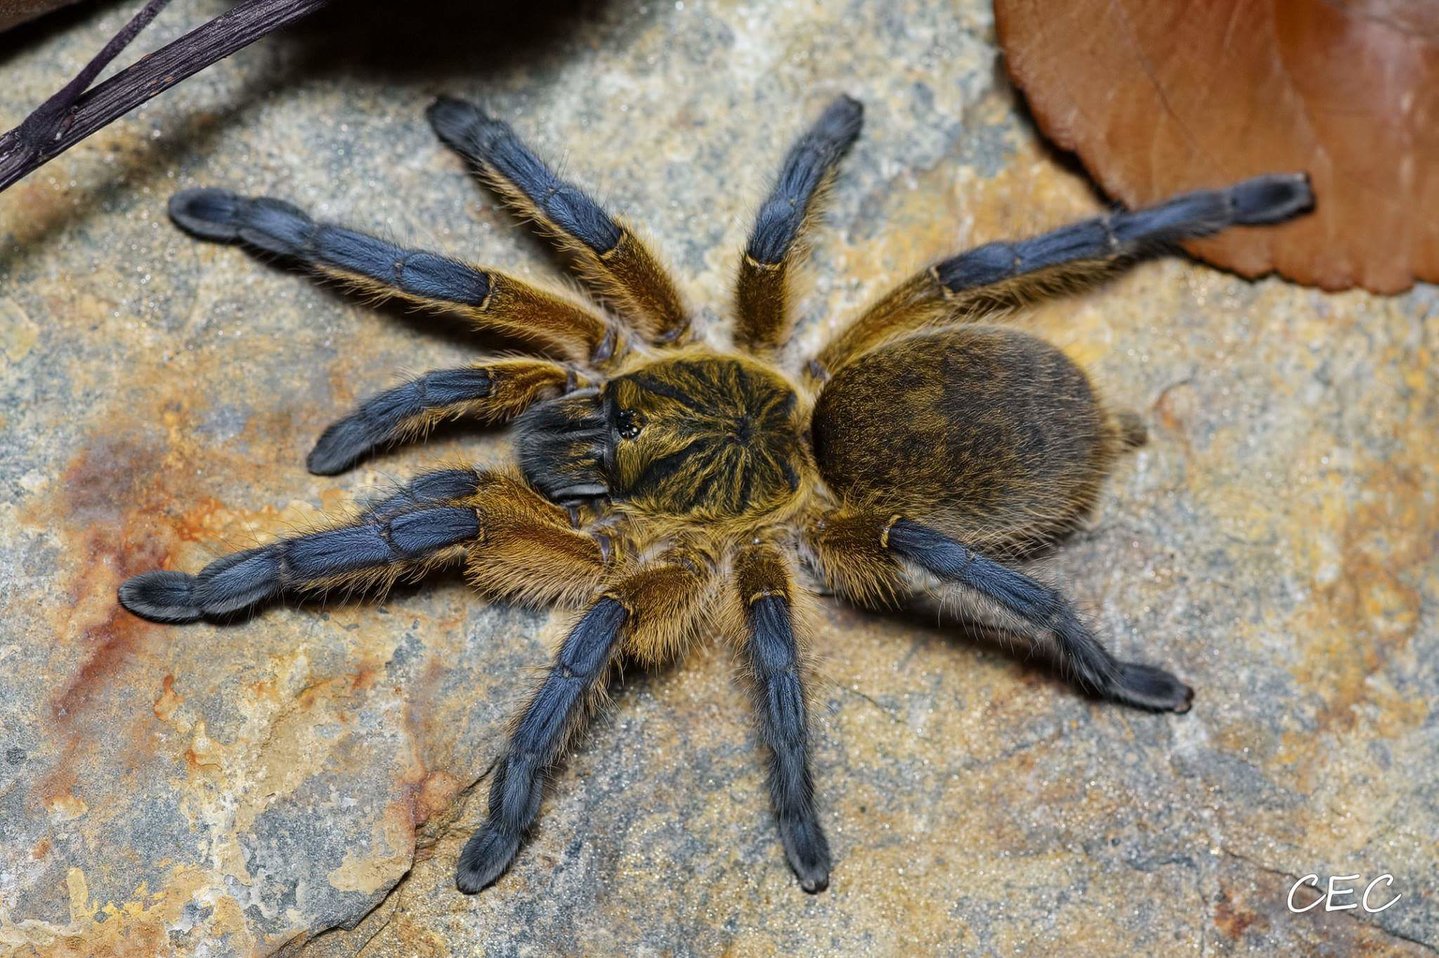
[[616, 408, 644, 440]]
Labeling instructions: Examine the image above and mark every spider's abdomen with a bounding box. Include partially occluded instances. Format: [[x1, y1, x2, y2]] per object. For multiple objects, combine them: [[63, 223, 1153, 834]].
[[811, 326, 1131, 553]]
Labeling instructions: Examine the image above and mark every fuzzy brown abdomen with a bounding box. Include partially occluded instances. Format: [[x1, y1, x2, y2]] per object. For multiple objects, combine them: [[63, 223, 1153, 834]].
[[811, 326, 1127, 554]]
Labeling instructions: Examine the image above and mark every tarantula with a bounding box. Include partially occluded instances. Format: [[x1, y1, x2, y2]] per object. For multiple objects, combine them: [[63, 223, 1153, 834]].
[[118, 93, 1313, 894]]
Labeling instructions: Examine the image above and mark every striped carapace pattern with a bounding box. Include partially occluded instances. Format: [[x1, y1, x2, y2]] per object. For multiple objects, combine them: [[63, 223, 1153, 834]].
[[607, 356, 804, 521]]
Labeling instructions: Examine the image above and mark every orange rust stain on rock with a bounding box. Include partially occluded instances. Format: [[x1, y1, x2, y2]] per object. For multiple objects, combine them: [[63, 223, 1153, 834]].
[[33, 748, 88, 819], [399, 656, 453, 771], [183, 746, 222, 773], [32, 837, 51, 860], [152, 674, 183, 722], [167, 496, 233, 545], [247, 673, 279, 698], [1293, 463, 1432, 736], [50, 605, 147, 724], [37, 424, 272, 721], [350, 661, 382, 694], [56, 429, 164, 527], [296, 675, 352, 711], [409, 770, 463, 828], [42, 429, 171, 592], [1211, 887, 1264, 941], [26, 430, 202, 814]]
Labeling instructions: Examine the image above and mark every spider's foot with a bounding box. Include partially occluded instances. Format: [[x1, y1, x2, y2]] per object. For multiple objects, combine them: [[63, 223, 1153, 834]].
[[307, 417, 372, 476], [1108, 662, 1194, 713], [118, 570, 202, 624], [456, 826, 521, 894], [426, 96, 493, 155], [168, 188, 246, 242], [779, 815, 832, 894], [169, 187, 310, 257], [1229, 172, 1314, 226]]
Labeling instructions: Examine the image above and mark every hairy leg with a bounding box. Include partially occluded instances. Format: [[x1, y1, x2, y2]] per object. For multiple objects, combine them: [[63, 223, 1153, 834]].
[[456, 555, 712, 892], [733, 542, 831, 892], [119, 468, 610, 622], [812, 173, 1314, 378], [428, 97, 689, 345], [168, 188, 616, 364], [119, 467, 485, 623], [807, 510, 1192, 712], [307, 358, 578, 476], [454, 596, 627, 893], [735, 95, 862, 355], [614, 549, 715, 669]]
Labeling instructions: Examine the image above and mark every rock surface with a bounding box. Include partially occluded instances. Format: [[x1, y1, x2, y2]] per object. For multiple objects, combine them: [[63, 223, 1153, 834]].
[[0, 1, 1435, 955]]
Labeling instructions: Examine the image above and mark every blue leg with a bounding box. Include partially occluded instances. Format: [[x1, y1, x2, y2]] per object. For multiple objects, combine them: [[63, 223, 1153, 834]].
[[167, 188, 612, 361], [934, 174, 1313, 291], [426, 96, 688, 343], [737, 94, 864, 352], [746, 592, 831, 892], [456, 597, 629, 893], [887, 519, 1193, 712], [118, 468, 484, 623]]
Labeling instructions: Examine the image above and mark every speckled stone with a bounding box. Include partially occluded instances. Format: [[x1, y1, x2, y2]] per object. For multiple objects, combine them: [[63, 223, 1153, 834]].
[[0, 1, 1435, 955]]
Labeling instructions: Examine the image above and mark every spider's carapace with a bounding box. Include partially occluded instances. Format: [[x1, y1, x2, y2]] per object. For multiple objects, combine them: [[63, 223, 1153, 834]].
[[519, 351, 808, 526], [118, 92, 1314, 896]]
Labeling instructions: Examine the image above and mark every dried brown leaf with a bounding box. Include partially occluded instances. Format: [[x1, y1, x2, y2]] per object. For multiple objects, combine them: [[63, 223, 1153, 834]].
[[996, 0, 1439, 292]]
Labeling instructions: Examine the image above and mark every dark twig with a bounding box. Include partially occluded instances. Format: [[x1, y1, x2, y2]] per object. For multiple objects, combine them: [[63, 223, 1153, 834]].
[[0, 0, 330, 194], [27, 0, 176, 131]]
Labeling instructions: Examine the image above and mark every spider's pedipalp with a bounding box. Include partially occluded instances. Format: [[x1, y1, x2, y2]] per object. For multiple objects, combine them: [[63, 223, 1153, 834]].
[[813, 172, 1315, 376], [734, 544, 831, 893], [736, 95, 863, 355], [168, 188, 614, 364], [308, 358, 574, 476], [427, 96, 689, 345]]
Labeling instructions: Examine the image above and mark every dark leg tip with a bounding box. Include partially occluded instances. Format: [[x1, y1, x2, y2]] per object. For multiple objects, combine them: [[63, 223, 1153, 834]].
[[819, 94, 864, 141], [1176, 683, 1195, 714], [306, 417, 371, 476], [1110, 661, 1194, 713], [799, 869, 831, 894], [118, 570, 203, 624], [426, 95, 487, 151], [168, 188, 245, 242], [780, 817, 832, 894], [455, 826, 521, 894], [1230, 172, 1315, 226]]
